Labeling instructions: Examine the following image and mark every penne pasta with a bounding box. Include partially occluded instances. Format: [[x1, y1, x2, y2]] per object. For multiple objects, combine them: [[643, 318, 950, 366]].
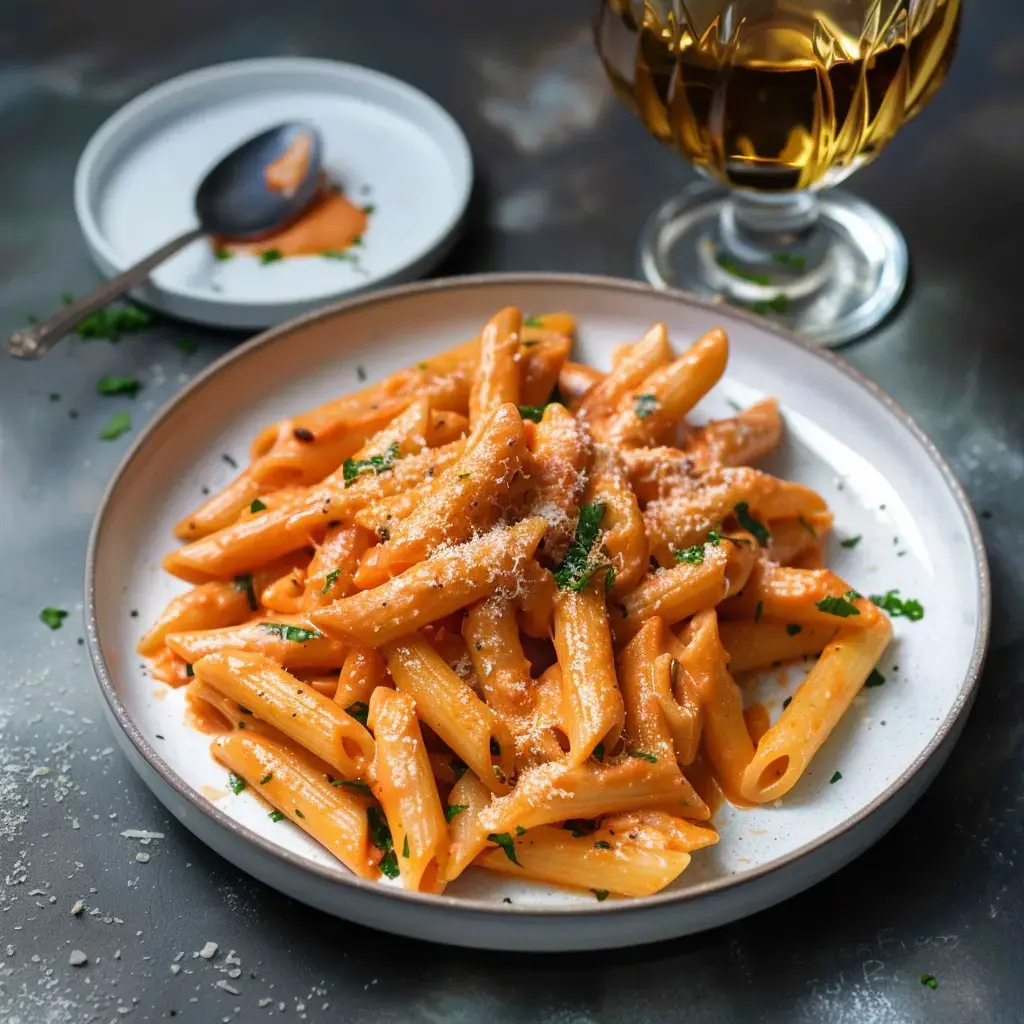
[[470, 307, 521, 425], [718, 620, 837, 673]]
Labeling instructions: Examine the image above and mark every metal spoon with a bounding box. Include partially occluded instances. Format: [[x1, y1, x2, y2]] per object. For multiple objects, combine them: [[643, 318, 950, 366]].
[[5, 122, 322, 359]]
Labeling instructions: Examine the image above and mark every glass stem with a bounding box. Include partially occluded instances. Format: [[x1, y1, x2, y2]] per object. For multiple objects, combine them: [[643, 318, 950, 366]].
[[719, 191, 820, 266]]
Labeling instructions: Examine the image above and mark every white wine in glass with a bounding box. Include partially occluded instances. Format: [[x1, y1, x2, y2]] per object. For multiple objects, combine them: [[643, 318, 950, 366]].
[[595, 0, 961, 344]]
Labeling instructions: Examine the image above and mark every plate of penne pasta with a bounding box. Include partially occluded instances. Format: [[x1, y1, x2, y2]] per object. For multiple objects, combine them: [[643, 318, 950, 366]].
[[86, 274, 988, 950]]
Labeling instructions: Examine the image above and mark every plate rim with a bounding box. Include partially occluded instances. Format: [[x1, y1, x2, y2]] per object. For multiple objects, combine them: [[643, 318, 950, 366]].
[[85, 271, 991, 920], [72, 56, 474, 309]]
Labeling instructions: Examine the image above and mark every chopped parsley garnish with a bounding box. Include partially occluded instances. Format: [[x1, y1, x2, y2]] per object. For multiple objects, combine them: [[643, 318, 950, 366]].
[[259, 249, 283, 265], [754, 601, 764, 624], [99, 412, 131, 440], [96, 375, 141, 397], [593, 840, 612, 850], [733, 502, 770, 546], [487, 832, 521, 866], [228, 771, 246, 795], [379, 850, 399, 878], [322, 249, 358, 261], [629, 751, 658, 763], [592, 741, 605, 762], [249, 498, 267, 513], [829, 771, 842, 784], [368, 805, 392, 853], [785, 623, 802, 636], [839, 535, 861, 549], [604, 565, 616, 590], [260, 622, 321, 642], [338, 778, 371, 793], [76, 303, 152, 341], [921, 974, 937, 990], [707, 529, 722, 546], [259, 773, 272, 785], [674, 545, 705, 566], [552, 502, 608, 591], [342, 441, 402, 487], [269, 810, 285, 822], [515, 825, 527, 836], [321, 568, 341, 594], [402, 835, 410, 858], [718, 258, 770, 285], [175, 338, 198, 354], [771, 251, 806, 270], [591, 889, 610, 902], [445, 804, 469, 822], [185, 663, 194, 677], [633, 393, 659, 419], [40, 608, 68, 630], [865, 669, 886, 688], [234, 574, 258, 611], [362, 203, 376, 215], [523, 315, 544, 327], [782, 696, 792, 709], [869, 589, 924, 621], [294, 808, 305, 818], [214, 249, 234, 261], [815, 595, 861, 618], [517, 404, 549, 422], [345, 701, 369, 727]]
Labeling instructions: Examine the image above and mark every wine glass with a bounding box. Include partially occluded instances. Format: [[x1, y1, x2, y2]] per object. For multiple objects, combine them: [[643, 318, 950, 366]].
[[594, 0, 961, 345]]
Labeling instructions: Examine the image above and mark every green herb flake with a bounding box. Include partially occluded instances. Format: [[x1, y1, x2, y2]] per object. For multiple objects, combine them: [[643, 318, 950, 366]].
[[174, 338, 198, 354], [629, 751, 658, 763], [921, 974, 937, 990], [674, 544, 705, 566], [865, 668, 886, 688], [362, 204, 376, 215], [771, 251, 806, 270], [515, 825, 527, 836], [234, 573, 258, 611], [487, 832, 521, 866], [552, 502, 608, 592], [754, 600, 764, 624], [294, 808, 305, 818], [733, 501, 770, 546], [870, 589, 925, 621], [591, 888, 610, 902], [96, 375, 142, 397], [48, 392, 60, 401], [259, 773, 272, 785], [839, 535, 861, 549], [259, 249, 284, 265], [718, 258, 771, 285], [445, 804, 469, 822], [76, 303, 153, 341], [322, 249, 357, 261], [402, 835, 410, 858], [633, 393, 659, 420], [782, 696, 792, 710], [99, 412, 131, 440], [40, 608, 68, 630], [829, 771, 842, 784], [321, 568, 341, 595], [594, 840, 612, 850], [523, 315, 544, 327], [342, 441, 402, 487], [782, 624, 802, 637], [269, 810, 285, 822], [816, 595, 861, 618], [707, 529, 722, 546], [379, 850, 400, 878], [345, 701, 370, 727], [214, 249, 234, 261], [260, 622, 321, 643], [367, 806, 393, 853], [331, 776, 371, 793], [228, 771, 247, 795], [250, 498, 268, 513], [517, 404, 549, 422]]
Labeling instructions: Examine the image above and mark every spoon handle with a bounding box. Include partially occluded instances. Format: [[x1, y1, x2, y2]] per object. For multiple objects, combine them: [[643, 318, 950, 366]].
[[4, 226, 206, 359]]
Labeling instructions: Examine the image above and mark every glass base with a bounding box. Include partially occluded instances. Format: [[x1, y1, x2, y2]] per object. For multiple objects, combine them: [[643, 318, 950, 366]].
[[637, 182, 908, 347]]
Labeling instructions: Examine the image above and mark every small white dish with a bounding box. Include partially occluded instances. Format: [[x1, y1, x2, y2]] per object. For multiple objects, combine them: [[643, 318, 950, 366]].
[[74, 58, 473, 329], [86, 274, 989, 951]]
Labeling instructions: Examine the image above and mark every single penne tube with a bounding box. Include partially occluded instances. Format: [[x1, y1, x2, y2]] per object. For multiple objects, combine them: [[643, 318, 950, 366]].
[[164, 442, 465, 582], [368, 687, 449, 892], [602, 328, 728, 446], [211, 730, 378, 879], [617, 618, 676, 763], [557, 361, 604, 407], [577, 322, 671, 426], [166, 616, 347, 672], [310, 517, 548, 646], [334, 644, 389, 711], [477, 755, 709, 834], [740, 605, 892, 803], [519, 332, 571, 407], [301, 525, 373, 611], [584, 444, 648, 596], [516, 558, 557, 638], [259, 566, 307, 613], [463, 596, 534, 720], [194, 650, 374, 776], [718, 620, 838, 673], [469, 307, 522, 425], [443, 770, 494, 881], [473, 823, 693, 898], [553, 585, 625, 766], [676, 610, 754, 804], [682, 397, 782, 471], [523, 403, 591, 561], [382, 635, 514, 794], [355, 403, 528, 586]]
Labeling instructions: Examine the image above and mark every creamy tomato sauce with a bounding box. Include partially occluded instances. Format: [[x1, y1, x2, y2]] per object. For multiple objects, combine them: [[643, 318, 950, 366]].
[[265, 132, 312, 196]]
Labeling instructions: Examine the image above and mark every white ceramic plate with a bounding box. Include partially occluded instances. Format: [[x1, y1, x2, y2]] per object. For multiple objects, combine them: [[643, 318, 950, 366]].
[[86, 274, 988, 951], [74, 58, 473, 329]]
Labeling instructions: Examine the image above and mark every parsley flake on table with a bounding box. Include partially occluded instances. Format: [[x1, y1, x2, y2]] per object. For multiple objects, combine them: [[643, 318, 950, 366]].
[[816, 594, 861, 617], [487, 832, 522, 866], [260, 623, 321, 642], [552, 502, 609, 592], [174, 338, 198, 354], [870, 589, 925, 621], [98, 412, 131, 440], [342, 441, 402, 487], [40, 607, 68, 630], [96, 375, 142, 397], [733, 501, 770, 546], [634, 393, 659, 419], [921, 974, 937, 989], [76, 302, 152, 341]]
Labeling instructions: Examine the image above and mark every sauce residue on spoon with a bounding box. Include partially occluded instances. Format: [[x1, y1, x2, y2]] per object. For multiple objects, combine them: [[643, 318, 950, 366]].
[[265, 132, 312, 197]]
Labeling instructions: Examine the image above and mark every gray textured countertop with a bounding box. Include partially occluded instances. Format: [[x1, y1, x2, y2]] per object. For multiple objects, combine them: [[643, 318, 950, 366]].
[[1, 1, 1022, 1021]]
